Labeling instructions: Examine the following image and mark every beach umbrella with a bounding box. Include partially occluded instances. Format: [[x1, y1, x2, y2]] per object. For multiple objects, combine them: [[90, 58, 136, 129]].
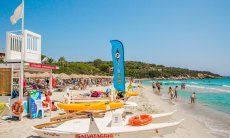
[[87, 74, 94, 78], [24, 72, 32, 78], [70, 74, 76, 78], [52, 74, 58, 78], [57, 73, 70, 79], [83, 74, 90, 78], [40, 72, 50, 78]]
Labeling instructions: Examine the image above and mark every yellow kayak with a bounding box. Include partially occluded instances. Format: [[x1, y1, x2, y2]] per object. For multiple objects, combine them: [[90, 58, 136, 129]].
[[58, 101, 124, 111], [126, 91, 138, 97]]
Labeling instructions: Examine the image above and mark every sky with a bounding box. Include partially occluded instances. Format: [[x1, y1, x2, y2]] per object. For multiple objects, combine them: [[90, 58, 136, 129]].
[[0, 0, 230, 76]]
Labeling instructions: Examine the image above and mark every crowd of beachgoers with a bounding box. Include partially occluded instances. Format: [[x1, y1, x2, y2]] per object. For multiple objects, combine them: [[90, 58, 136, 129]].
[[10, 76, 114, 98]]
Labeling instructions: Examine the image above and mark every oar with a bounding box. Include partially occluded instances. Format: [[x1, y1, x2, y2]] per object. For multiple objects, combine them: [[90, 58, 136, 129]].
[[50, 113, 104, 122], [93, 107, 121, 114], [50, 111, 90, 122], [50, 107, 120, 122], [36, 107, 121, 129], [35, 115, 84, 129]]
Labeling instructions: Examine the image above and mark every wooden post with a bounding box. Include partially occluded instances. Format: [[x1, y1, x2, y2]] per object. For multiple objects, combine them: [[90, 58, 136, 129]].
[[49, 71, 52, 92]]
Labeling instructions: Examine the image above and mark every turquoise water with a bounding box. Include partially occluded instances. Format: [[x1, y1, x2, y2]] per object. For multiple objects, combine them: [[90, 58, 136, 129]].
[[143, 78, 230, 114]]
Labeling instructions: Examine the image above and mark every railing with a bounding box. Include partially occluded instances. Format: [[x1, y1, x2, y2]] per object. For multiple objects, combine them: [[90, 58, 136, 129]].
[[6, 30, 41, 63]]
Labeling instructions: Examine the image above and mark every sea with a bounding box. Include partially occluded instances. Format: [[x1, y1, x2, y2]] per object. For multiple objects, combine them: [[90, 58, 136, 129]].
[[143, 78, 230, 138]]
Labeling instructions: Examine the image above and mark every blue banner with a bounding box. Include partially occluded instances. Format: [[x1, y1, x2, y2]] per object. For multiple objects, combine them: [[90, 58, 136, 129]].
[[110, 40, 125, 92]]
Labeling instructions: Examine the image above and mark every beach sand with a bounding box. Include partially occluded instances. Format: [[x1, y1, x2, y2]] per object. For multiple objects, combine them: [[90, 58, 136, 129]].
[[0, 85, 217, 138], [136, 86, 217, 138]]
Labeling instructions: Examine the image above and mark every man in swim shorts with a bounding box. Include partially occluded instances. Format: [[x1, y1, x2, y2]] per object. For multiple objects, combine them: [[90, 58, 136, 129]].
[[191, 92, 196, 104]]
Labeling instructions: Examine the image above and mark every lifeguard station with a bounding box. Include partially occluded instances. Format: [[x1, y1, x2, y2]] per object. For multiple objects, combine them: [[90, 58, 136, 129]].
[[0, 29, 58, 120]]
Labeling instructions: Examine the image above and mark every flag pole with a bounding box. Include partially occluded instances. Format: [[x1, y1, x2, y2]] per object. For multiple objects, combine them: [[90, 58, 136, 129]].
[[22, 0, 24, 31], [19, 0, 25, 103]]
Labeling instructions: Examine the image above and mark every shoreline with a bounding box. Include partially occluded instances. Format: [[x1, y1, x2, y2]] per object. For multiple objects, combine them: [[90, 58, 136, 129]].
[[136, 85, 218, 138], [142, 85, 230, 138]]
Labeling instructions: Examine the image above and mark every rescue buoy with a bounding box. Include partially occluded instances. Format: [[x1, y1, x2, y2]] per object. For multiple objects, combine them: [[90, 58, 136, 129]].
[[11, 101, 24, 116], [128, 114, 153, 126]]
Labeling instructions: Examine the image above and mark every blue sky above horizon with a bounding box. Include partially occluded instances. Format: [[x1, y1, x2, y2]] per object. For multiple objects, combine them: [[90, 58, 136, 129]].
[[0, 0, 230, 76]]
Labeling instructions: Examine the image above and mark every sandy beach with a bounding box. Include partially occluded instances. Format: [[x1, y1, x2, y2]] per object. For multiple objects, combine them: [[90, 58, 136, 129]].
[[0, 84, 219, 138]]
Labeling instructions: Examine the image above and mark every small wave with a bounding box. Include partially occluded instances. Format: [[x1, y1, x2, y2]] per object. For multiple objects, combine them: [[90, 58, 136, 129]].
[[190, 82, 198, 85], [186, 85, 205, 89], [204, 120, 230, 137], [186, 85, 230, 93], [207, 87, 230, 93], [223, 85, 230, 88]]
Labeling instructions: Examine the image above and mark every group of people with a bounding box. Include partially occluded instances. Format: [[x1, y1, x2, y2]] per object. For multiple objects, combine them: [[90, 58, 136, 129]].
[[168, 86, 178, 101], [168, 86, 196, 104], [152, 81, 196, 104], [58, 78, 112, 91], [11, 77, 52, 98], [152, 82, 161, 95]]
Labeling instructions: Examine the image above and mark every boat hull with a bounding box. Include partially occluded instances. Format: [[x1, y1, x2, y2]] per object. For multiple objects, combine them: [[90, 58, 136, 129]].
[[58, 102, 124, 111], [32, 119, 183, 138]]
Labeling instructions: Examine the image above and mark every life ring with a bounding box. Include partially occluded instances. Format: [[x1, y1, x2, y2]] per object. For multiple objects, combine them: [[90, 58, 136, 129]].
[[11, 101, 24, 116], [128, 114, 153, 126]]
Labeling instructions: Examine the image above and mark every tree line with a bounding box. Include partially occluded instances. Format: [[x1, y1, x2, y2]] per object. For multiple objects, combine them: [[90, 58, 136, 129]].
[[41, 55, 221, 79]]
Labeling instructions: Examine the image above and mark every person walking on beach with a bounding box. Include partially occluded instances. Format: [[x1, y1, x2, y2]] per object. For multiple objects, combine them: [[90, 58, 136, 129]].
[[174, 86, 178, 99], [191, 92, 196, 104]]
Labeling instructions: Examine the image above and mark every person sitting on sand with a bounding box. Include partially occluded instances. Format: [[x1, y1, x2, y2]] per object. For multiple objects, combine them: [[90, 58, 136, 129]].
[[64, 92, 71, 104], [42, 91, 52, 108], [105, 88, 111, 98], [191, 92, 196, 104]]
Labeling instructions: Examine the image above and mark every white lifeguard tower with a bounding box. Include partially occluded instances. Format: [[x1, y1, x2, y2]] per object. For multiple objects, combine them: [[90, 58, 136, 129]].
[[0, 29, 58, 120], [1, 30, 43, 96], [6, 30, 41, 63]]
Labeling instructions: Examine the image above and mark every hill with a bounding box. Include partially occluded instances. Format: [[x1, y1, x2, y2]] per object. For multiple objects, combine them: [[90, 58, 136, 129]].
[[42, 56, 221, 79]]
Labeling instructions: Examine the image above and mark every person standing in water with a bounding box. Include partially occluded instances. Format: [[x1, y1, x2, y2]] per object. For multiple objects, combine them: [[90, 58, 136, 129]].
[[156, 82, 161, 94], [174, 86, 178, 99], [191, 92, 196, 104], [168, 87, 174, 100], [152, 82, 155, 92]]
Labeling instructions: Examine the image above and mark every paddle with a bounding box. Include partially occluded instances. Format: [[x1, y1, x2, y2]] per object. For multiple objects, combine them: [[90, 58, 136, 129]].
[[51, 111, 90, 122], [50, 107, 120, 122], [50, 113, 104, 122], [37, 107, 121, 129]]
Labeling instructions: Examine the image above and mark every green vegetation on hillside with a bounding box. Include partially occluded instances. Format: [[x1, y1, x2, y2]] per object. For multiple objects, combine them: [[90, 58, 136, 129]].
[[42, 55, 221, 79]]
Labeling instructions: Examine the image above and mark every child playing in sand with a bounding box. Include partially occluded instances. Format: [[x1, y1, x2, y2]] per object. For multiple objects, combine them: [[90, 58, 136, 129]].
[[191, 92, 196, 104]]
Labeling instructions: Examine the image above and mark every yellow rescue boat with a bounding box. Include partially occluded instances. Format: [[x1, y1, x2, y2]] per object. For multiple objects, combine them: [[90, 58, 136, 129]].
[[57, 101, 124, 111]]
